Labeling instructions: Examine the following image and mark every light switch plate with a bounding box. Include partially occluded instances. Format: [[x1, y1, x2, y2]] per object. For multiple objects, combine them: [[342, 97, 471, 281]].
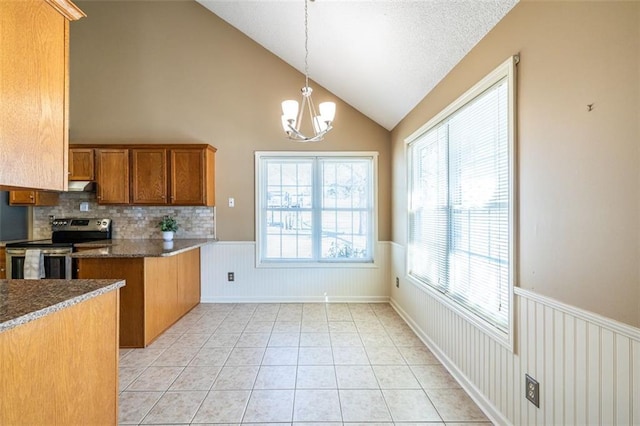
[[79, 202, 89, 212], [228, 197, 235, 208]]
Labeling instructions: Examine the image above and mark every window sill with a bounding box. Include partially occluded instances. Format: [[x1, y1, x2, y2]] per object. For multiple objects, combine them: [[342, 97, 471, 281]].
[[257, 260, 378, 269]]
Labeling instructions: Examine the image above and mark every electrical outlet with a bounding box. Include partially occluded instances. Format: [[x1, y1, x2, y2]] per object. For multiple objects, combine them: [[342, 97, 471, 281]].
[[227, 272, 235, 282], [525, 374, 540, 408], [395, 277, 400, 288]]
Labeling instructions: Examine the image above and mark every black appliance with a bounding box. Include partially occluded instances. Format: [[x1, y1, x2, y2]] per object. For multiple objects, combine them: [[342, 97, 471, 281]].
[[5, 218, 112, 279], [0, 191, 29, 241]]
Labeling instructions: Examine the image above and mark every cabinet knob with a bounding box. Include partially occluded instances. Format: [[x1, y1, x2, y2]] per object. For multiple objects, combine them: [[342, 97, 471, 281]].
[[29, 194, 34, 199]]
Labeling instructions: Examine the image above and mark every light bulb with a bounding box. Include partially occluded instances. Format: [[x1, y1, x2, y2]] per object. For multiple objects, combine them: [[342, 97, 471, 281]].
[[281, 100, 299, 120], [319, 102, 336, 122]]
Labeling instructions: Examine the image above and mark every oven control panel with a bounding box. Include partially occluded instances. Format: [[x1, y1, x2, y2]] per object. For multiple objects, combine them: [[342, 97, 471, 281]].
[[52, 218, 112, 232]]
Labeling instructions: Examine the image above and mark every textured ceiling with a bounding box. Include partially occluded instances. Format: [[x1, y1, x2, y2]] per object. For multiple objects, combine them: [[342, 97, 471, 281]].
[[197, 0, 518, 130]]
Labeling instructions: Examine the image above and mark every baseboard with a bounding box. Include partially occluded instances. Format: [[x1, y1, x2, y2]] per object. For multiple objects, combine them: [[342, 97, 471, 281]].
[[200, 295, 391, 304], [389, 297, 511, 426]]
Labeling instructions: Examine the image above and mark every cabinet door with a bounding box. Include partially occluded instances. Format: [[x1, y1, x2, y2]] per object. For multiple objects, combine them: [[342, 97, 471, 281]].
[[131, 149, 168, 205], [144, 256, 178, 344], [9, 191, 59, 206], [69, 148, 94, 180], [9, 191, 36, 205], [96, 149, 129, 204], [0, 1, 82, 191], [177, 248, 201, 315], [170, 149, 208, 205]]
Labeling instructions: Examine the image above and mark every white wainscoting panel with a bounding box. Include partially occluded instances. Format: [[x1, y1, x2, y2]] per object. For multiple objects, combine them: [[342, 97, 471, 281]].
[[390, 242, 640, 426], [200, 241, 391, 303]]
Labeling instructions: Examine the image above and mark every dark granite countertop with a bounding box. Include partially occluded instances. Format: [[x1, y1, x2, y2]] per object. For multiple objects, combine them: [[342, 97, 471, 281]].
[[0, 279, 125, 333], [72, 238, 216, 258], [0, 239, 31, 248]]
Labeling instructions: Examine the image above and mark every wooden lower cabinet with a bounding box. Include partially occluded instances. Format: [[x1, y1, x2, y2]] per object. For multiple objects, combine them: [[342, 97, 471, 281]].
[[0, 290, 119, 425], [177, 247, 201, 315], [76, 248, 201, 347]]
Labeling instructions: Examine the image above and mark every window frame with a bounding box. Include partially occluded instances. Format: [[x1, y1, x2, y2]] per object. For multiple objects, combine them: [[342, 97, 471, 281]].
[[405, 56, 518, 350], [255, 151, 379, 268]]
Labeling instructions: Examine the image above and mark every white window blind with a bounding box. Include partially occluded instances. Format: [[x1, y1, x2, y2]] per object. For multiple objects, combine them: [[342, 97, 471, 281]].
[[407, 58, 515, 336], [256, 153, 376, 265]]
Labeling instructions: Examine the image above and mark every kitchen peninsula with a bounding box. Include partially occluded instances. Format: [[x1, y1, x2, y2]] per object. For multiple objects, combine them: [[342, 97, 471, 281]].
[[74, 238, 215, 347], [0, 278, 124, 424]]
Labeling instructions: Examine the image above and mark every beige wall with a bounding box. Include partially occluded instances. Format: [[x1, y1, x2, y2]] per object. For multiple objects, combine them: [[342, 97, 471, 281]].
[[392, 1, 640, 327], [70, 0, 391, 242]]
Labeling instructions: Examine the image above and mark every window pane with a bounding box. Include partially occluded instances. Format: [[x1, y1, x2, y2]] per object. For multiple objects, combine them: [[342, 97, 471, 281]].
[[407, 71, 511, 333], [266, 160, 313, 209], [322, 160, 371, 209], [408, 125, 448, 287], [259, 154, 375, 263], [321, 211, 369, 259], [265, 210, 313, 259], [320, 159, 372, 261]]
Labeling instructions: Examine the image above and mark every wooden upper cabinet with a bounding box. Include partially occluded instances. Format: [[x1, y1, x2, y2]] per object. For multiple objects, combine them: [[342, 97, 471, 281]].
[[96, 149, 129, 204], [74, 143, 215, 206], [170, 148, 215, 206], [131, 149, 168, 204], [10, 191, 59, 206], [0, 0, 85, 191], [69, 148, 94, 181]]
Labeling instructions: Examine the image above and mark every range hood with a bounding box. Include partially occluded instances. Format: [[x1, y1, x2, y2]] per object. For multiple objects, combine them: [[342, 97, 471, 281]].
[[67, 181, 95, 192]]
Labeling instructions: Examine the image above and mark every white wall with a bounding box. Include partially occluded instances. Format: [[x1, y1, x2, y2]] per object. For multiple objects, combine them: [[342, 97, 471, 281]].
[[200, 241, 391, 303]]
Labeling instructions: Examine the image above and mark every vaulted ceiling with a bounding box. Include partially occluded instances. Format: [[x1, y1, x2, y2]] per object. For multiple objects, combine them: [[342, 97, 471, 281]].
[[197, 0, 518, 130]]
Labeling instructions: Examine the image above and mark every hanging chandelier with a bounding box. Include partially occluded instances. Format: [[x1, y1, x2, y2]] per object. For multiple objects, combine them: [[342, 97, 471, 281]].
[[281, 0, 336, 142]]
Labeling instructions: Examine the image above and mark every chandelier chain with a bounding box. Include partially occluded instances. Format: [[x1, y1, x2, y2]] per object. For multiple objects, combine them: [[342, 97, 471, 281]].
[[304, 0, 309, 89]]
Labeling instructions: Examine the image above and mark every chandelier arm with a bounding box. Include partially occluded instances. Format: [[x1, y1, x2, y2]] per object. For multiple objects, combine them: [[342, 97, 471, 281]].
[[306, 94, 317, 135], [296, 92, 308, 132]]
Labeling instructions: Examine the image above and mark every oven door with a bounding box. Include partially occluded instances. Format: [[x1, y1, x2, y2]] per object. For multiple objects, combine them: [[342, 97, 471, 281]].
[[6, 249, 73, 279]]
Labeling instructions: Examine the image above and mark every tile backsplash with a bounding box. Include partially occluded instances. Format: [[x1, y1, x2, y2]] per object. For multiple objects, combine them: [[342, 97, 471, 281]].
[[33, 192, 215, 240]]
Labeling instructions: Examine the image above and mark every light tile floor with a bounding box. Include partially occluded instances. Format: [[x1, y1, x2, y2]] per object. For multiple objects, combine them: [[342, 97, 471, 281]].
[[119, 303, 492, 425]]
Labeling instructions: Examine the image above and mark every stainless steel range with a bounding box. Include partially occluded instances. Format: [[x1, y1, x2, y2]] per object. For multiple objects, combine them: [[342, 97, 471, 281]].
[[5, 218, 112, 279]]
